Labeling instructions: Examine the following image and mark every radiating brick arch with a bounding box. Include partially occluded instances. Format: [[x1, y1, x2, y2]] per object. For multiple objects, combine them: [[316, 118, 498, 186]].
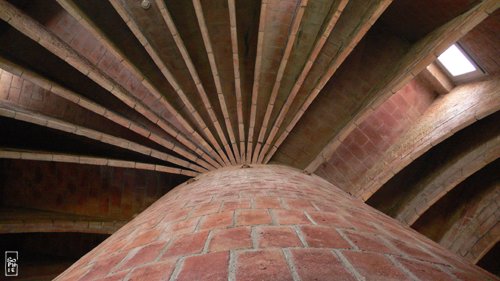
[[446, 206, 499, 264], [0, 68, 206, 174], [353, 77, 500, 201], [0, 65, 213, 171], [1, 220, 123, 235], [366, 110, 499, 230], [395, 133, 499, 225], [410, 159, 499, 267], [0, 206, 125, 234], [0, 0, 498, 278], [439, 177, 499, 264]]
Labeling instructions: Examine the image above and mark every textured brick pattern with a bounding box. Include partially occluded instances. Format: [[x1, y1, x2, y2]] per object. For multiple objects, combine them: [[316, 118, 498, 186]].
[[0, 68, 165, 153], [316, 76, 435, 192], [0, 160, 184, 220], [42, 7, 188, 135], [56, 165, 495, 280], [265, 3, 397, 167], [0, 69, 132, 140], [459, 10, 500, 76], [0, 207, 125, 234], [442, 187, 499, 263], [353, 77, 500, 201]]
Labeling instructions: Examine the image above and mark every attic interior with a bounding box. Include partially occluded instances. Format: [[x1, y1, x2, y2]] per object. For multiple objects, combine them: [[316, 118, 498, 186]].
[[0, 0, 498, 279]]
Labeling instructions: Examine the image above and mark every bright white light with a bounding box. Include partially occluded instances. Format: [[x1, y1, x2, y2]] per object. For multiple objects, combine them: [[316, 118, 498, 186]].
[[437, 44, 477, 76]]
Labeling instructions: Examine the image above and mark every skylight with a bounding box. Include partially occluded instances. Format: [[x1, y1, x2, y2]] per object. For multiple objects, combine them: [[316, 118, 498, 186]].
[[437, 44, 477, 76]]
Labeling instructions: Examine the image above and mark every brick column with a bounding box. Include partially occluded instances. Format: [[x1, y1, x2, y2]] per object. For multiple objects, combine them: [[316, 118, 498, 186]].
[[56, 165, 495, 280]]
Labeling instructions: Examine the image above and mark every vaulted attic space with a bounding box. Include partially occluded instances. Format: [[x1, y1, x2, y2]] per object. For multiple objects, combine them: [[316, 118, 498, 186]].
[[0, 0, 498, 280]]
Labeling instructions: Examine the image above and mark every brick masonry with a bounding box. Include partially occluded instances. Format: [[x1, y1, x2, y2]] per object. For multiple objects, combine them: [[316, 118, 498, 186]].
[[442, 186, 499, 263], [55, 165, 496, 280], [0, 68, 158, 150], [352, 76, 500, 201], [0, 159, 186, 221], [315, 75, 436, 192]]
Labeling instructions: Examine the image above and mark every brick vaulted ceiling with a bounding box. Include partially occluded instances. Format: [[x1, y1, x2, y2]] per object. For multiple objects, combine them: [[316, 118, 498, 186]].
[[0, 0, 498, 278]]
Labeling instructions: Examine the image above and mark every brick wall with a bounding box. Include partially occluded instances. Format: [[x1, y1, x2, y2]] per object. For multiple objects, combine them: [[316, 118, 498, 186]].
[[56, 165, 494, 280], [271, 26, 411, 168], [459, 10, 500, 76], [316, 76, 435, 192], [0, 159, 186, 220]]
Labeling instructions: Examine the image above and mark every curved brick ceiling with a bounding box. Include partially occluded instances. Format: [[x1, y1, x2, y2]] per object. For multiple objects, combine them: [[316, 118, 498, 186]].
[[0, 0, 498, 278]]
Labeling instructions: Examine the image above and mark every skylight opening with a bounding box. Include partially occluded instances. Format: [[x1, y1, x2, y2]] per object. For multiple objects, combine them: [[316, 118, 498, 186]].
[[437, 44, 477, 77]]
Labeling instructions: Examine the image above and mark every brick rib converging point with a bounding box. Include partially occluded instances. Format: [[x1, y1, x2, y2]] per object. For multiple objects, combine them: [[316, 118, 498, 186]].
[[0, 0, 498, 277], [1, 0, 494, 174]]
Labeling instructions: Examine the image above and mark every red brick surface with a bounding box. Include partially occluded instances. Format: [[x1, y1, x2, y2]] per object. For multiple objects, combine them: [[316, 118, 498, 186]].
[[397, 257, 456, 281], [127, 260, 175, 281], [300, 225, 351, 249], [273, 209, 311, 225], [79, 252, 128, 281], [316, 76, 436, 192], [343, 251, 410, 281], [221, 199, 251, 211], [344, 231, 395, 253], [118, 241, 166, 271], [198, 211, 233, 230], [254, 196, 282, 209], [40, 8, 190, 136], [160, 231, 208, 260], [236, 209, 272, 226], [0, 160, 180, 222], [0, 69, 152, 147], [177, 251, 229, 281], [209, 227, 252, 252], [236, 249, 292, 281], [351, 77, 499, 201], [291, 248, 355, 281], [55, 165, 496, 280], [256, 226, 303, 248]]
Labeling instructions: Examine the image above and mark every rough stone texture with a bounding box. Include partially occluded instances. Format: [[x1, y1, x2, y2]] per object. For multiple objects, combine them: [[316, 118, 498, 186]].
[[56, 165, 495, 280]]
